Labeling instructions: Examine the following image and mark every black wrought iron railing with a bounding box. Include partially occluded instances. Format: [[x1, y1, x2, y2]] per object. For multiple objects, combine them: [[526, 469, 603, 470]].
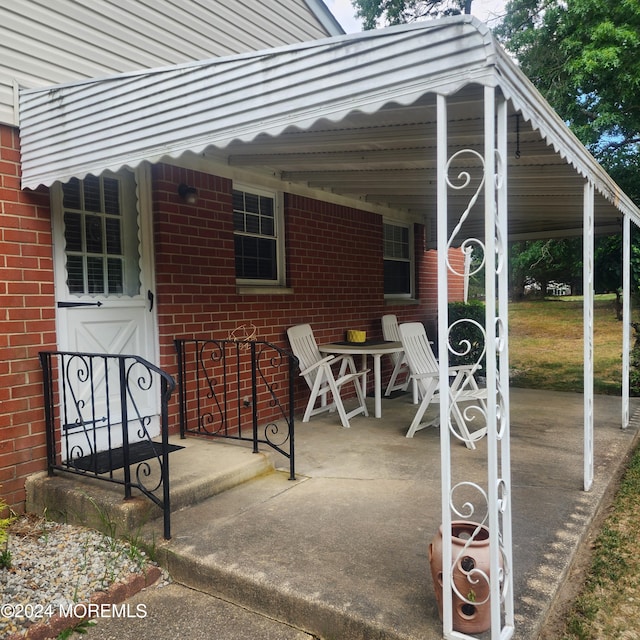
[[39, 351, 176, 539], [174, 338, 296, 480]]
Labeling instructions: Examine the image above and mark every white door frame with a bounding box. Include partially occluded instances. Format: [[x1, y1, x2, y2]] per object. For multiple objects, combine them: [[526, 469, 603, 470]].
[[50, 163, 159, 452]]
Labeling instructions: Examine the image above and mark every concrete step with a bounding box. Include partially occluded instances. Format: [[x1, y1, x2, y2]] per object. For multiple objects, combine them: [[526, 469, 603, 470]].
[[140, 469, 443, 640], [25, 436, 275, 537]]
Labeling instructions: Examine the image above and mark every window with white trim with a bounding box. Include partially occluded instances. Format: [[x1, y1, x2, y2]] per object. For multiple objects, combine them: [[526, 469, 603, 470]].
[[233, 185, 284, 285], [383, 221, 413, 298], [61, 173, 140, 297]]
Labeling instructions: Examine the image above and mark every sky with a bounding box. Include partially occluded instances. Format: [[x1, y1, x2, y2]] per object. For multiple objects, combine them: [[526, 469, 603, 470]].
[[324, 0, 507, 32]]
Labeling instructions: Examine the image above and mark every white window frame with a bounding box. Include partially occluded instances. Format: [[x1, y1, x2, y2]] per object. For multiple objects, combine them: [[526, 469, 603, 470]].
[[55, 171, 141, 299], [232, 183, 286, 287], [383, 220, 414, 299]]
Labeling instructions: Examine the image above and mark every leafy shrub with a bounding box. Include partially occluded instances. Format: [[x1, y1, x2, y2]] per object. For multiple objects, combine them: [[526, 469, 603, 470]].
[[0, 491, 15, 569], [447, 301, 487, 373]]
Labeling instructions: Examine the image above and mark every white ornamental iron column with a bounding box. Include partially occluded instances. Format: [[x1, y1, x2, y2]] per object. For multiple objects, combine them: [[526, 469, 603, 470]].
[[435, 89, 514, 640], [622, 213, 630, 429], [583, 181, 594, 491]]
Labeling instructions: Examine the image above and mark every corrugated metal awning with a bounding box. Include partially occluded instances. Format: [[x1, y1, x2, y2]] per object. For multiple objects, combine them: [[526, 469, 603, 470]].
[[19, 15, 640, 237]]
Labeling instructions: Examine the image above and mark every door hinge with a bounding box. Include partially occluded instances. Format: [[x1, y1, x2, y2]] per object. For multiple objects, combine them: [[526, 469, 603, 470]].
[[57, 301, 103, 308]]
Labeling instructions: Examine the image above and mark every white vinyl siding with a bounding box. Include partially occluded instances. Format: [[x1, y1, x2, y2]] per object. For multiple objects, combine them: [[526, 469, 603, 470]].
[[0, 0, 338, 126]]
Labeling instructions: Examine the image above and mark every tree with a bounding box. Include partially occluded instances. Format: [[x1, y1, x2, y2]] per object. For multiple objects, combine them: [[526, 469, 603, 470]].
[[497, 0, 640, 313], [352, 0, 471, 30], [496, 0, 640, 165], [509, 238, 583, 299]]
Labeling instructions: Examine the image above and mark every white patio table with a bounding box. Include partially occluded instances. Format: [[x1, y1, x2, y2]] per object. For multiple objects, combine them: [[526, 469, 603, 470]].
[[318, 340, 403, 419]]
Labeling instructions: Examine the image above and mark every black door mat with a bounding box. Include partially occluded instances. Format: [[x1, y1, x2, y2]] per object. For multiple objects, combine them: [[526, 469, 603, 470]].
[[71, 441, 183, 474]]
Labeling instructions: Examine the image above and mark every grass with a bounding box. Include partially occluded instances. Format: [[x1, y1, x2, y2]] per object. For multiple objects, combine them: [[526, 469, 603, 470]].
[[507, 294, 640, 639], [508, 294, 626, 395], [561, 441, 640, 639]]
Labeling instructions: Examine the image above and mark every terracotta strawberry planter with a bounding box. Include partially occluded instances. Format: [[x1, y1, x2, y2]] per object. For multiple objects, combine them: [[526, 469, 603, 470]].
[[429, 520, 501, 634]]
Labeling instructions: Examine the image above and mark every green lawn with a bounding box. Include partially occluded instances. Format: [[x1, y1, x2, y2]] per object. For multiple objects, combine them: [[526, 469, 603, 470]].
[[508, 294, 625, 395], [507, 294, 640, 639]]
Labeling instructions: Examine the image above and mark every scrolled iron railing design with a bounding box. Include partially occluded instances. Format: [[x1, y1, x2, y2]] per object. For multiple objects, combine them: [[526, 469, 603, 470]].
[[174, 338, 296, 480], [39, 351, 176, 539], [445, 149, 487, 278], [448, 483, 509, 613], [440, 132, 512, 637], [444, 317, 488, 447]]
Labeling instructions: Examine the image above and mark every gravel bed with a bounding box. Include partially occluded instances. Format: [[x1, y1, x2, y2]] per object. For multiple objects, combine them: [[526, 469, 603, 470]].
[[0, 515, 163, 638]]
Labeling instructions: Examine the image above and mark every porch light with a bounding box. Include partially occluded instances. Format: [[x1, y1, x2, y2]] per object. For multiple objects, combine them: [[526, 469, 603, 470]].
[[178, 183, 198, 204]]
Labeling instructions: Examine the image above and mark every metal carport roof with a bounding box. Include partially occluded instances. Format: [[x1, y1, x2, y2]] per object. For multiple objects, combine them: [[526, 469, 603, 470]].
[[18, 15, 640, 239]]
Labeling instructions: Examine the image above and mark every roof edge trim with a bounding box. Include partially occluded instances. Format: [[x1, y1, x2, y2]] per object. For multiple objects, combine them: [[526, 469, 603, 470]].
[[303, 0, 345, 36]]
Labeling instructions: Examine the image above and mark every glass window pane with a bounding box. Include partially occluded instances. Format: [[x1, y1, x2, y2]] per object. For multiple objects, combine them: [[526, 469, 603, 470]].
[[234, 236, 249, 278], [255, 238, 277, 279], [233, 211, 245, 232], [105, 217, 122, 255], [384, 223, 409, 259], [66, 255, 85, 293], [261, 216, 274, 236], [245, 213, 260, 234], [64, 213, 83, 252], [235, 236, 276, 280], [87, 257, 104, 294], [83, 175, 101, 212], [235, 235, 255, 279], [232, 190, 244, 211], [85, 215, 103, 253], [384, 260, 410, 295], [61, 172, 140, 297], [233, 187, 278, 281], [107, 258, 123, 294], [244, 193, 259, 214], [103, 178, 120, 215], [62, 179, 82, 210], [259, 195, 273, 217]]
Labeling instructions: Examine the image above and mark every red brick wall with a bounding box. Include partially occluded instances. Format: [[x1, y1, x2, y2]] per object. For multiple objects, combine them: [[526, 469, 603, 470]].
[[151, 164, 464, 428], [0, 125, 56, 513], [421, 246, 467, 310]]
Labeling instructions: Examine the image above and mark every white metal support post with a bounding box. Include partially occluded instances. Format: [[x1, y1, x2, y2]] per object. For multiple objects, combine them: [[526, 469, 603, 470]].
[[583, 181, 594, 491], [435, 88, 513, 640], [436, 92, 454, 638], [622, 213, 631, 429], [484, 86, 514, 640], [495, 92, 515, 637], [483, 87, 500, 638]]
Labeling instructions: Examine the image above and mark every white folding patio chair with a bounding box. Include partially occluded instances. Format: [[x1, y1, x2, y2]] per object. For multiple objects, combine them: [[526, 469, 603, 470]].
[[382, 314, 411, 396], [399, 322, 487, 447], [287, 324, 369, 428]]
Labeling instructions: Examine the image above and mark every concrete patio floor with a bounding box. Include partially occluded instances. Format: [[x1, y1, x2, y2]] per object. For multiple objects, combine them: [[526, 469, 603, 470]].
[[30, 388, 640, 639]]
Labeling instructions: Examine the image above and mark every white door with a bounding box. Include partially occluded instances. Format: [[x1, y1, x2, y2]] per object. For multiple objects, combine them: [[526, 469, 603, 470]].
[[51, 165, 159, 455]]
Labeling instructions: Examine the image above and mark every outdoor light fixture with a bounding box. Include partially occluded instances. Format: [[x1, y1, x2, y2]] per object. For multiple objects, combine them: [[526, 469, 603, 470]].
[[178, 183, 198, 204]]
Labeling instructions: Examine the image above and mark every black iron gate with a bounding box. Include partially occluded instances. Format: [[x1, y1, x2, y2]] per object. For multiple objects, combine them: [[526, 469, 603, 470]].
[[174, 338, 296, 480]]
